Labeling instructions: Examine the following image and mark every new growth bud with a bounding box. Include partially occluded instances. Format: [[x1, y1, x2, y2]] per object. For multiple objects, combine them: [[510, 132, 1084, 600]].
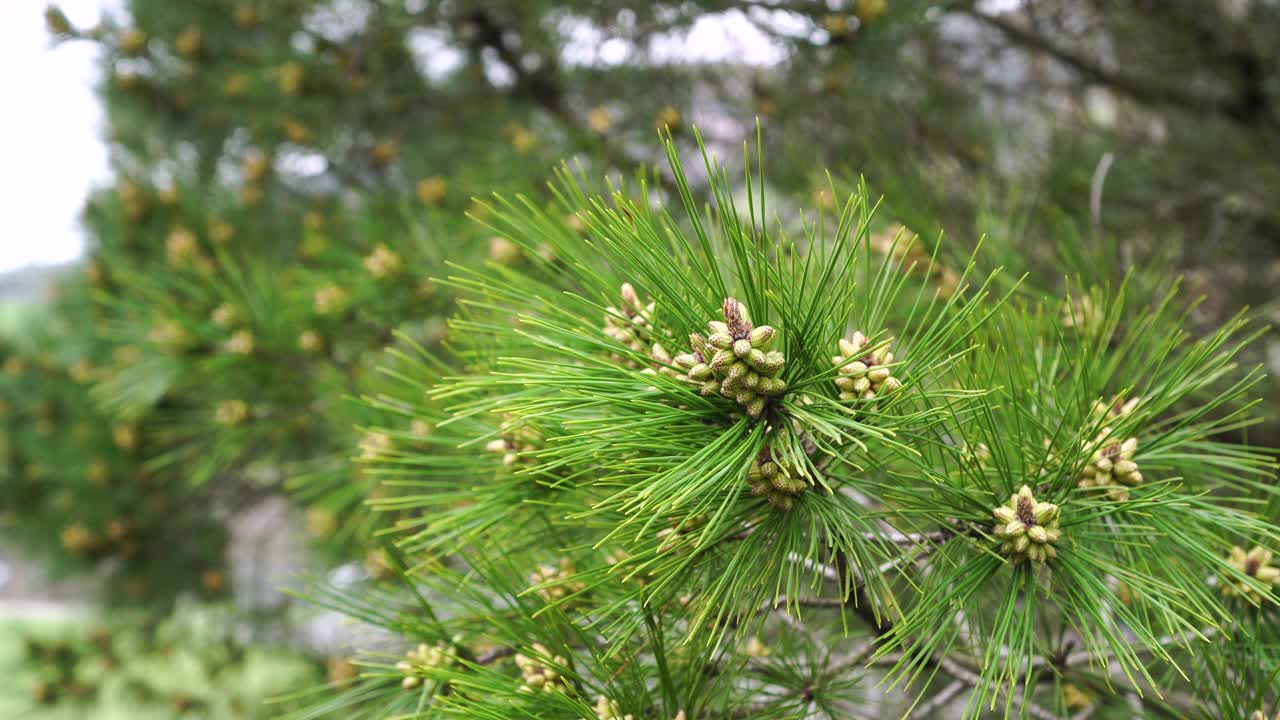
[[397, 641, 458, 691], [683, 298, 785, 416], [528, 557, 586, 605], [515, 643, 570, 694], [1077, 431, 1142, 500], [747, 447, 807, 511], [1222, 545, 1280, 605], [992, 485, 1062, 564], [832, 331, 901, 401], [603, 283, 657, 366], [594, 696, 636, 720]]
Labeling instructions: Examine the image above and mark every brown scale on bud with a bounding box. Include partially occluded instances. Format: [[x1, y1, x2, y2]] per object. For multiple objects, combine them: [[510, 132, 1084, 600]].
[[1223, 546, 1280, 605], [1077, 432, 1142, 500], [681, 298, 785, 417], [832, 331, 901, 401], [992, 485, 1062, 563], [1090, 395, 1141, 423]]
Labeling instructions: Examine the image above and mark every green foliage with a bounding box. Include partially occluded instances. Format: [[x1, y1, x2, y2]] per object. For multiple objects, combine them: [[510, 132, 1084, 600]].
[[287, 142, 1279, 718], [0, 604, 322, 719], [10, 0, 1280, 717]]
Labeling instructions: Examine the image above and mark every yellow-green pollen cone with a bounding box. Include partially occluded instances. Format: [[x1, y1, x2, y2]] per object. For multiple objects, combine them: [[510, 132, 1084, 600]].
[[992, 485, 1061, 563], [747, 447, 807, 511], [603, 282, 657, 364], [1222, 545, 1280, 604], [832, 331, 901, 401], [673, 297, 785, 418], [1077, 434, 1142, 500]]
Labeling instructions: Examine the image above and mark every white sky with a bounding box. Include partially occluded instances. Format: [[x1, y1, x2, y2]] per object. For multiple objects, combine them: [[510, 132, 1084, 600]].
[[0, 0, 119, 273]]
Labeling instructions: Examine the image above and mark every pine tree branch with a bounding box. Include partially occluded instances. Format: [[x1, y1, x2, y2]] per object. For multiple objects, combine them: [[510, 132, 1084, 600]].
[[957, 5, 1251, 125], [911, 679, 964, 718]]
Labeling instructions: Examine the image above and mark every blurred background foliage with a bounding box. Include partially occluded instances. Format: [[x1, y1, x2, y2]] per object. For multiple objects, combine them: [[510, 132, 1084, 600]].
[[2, 0, 1277, 716]]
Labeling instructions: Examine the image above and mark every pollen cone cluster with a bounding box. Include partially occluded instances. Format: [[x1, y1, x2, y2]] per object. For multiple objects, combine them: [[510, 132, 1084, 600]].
[[594, 697, 636, 720], [832, 331, 901, 401], [1089, 395, 1140, 423], [528, 557, 586, 604], [397, 641, 457, 690], [673, 298, 785, 418], [992, 485, 1062, 563], [603, 283, 656, 363], [515, 643, 569, 693], [747, 447, 807, 511], [1077, 433, 1142, 500], [484, 415, 541, 467], [1222, 545, 1280, 604]]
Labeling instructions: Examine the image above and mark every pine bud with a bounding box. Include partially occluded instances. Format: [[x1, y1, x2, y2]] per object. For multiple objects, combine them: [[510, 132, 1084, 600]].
[[749, 325, 776, 349], [215, 399, 249, 426], [833, 333, 900, 402], [673, 353, 698, 369], [707, 332, 734, 350], [234, 5, 258, 28], [515, 643, 570, 694], [992, 485, 1062, 564], [278, 62, 304, 95], [211, 303, 236, 328], [363, 244, 402, 278], [175, 25, 202, 56], [683, 299, 787, 413], [45, 7, 73, 36], [594, 696, 636, 720], [488, 236, 522, 265], [1222, 545, 1280, 604], [1061, 295, 1102, 333], [415, 176, 447, 206], [359, 431, 393, 460], [748, 449, 806, 510], [710, 349, 736, 372], [282, 119, 311, 144], [225, 329, 255, 355], [119, 29, 147, 56], [397, 640, 459, 690], [757, 377, 786, 396], [298, 330, 324, 352], [313, 284, 349, 315], [1078, 431, 1143, 500]]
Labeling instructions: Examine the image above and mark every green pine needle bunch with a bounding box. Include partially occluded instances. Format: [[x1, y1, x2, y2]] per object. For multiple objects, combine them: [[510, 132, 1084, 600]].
[[295, 134, 1279, 718]]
